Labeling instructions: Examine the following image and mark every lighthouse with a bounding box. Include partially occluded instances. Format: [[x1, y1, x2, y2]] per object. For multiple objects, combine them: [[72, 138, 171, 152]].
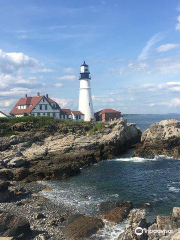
[[78, 61, 94, 121]]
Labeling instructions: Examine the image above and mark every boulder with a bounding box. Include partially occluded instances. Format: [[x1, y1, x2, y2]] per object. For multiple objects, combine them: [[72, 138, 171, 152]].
[[63, 214, 104, 239], [0, 212, 31, 239]]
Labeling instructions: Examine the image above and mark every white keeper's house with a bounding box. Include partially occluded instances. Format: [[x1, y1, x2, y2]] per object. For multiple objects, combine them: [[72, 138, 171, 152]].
[[9, 92, 84, 121]]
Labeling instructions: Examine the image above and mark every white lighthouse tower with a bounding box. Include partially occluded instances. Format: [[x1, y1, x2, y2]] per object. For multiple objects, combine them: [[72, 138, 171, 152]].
[[78, 61, 94, 121]]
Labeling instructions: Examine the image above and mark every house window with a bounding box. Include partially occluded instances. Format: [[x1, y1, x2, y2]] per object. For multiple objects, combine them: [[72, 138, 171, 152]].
[[43, 113, 45, 116], [47, 113, 50, 117], [40, 105, 42, 110], [37, 113, 40, 116], [53, 113, 56, 118], [89, 103, 90, 106], [43, 98, 45, 102], [45, 105, 47, 110]]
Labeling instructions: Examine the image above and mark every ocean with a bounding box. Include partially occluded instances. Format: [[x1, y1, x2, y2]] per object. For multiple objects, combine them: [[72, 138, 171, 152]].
[[41, 114, 180, 239]]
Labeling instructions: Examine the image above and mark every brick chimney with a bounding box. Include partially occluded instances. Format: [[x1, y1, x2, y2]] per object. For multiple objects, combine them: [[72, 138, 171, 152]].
[[37, 92, 40, 97], [24, 94, 27, 98], [46, 94, 49, 98]]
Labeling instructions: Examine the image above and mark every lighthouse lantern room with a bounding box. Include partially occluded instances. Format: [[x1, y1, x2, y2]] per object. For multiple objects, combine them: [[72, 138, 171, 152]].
[[78, 61, 94, 121]]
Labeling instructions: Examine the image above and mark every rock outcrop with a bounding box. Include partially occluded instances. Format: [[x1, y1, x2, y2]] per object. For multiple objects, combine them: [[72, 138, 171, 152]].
[[0, 118, 141, 181], [134, 119, 180, 159]]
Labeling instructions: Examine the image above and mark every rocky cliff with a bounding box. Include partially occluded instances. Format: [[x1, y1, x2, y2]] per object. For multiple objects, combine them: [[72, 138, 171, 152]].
[[134, 119, 180, 159], [0, 117, 141, 181]]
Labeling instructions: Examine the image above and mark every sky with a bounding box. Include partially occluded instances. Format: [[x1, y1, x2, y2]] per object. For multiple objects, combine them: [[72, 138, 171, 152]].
[[0, 0, 180, 114]]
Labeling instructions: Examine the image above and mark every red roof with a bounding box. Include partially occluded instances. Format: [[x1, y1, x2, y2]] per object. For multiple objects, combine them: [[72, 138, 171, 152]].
[[98, 109, 121, 115], [71, 111, 84, 115], [9, 95, 60, 115], [61, 109, 72, 115]]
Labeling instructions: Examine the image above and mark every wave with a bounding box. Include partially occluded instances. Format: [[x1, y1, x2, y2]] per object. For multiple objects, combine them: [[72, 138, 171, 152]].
[[113, 155, 174, 163], [93, 220, 127, 240]]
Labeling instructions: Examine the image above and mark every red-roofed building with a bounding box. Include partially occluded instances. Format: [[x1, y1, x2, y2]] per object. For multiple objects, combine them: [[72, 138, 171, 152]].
[[95, 109, 121, 122], [60, 109, 84, 121], [10, 92, 61, 119], [71, 111, 84, 121], [60, 109, 72, 120]]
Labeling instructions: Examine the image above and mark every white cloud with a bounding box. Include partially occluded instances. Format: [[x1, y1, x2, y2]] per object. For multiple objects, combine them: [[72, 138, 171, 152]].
[[149, 98, 180, 107], [157, 44, 179, 52], [0, 87, 32, 97], [54, 83, 63, 87], [175, 15, 180, 30], [171, 98, 180, 106], [64, 68, 74, 73], [138, 32, 165, 60], [167, 81, 180, 86], [0, 99, 17, 107], [39, 68, 54, 73], [0, 49, 39, 74], [53, 98, 77, 109], [120, 56, 180, 76], [56, 75, 77, 81]]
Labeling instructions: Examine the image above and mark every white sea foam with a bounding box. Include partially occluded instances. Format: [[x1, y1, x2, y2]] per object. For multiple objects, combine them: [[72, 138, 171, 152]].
[[93, 220, 126, 240], [113, 155, 174, 163], [169, 186, 180, 193], [113, 157, 155, 162]]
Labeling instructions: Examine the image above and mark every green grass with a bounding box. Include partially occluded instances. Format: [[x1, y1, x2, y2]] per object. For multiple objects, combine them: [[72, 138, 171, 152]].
[[0, 116, 53, 126], [0, 116, 106, 137], [88, 122, 105, 135]]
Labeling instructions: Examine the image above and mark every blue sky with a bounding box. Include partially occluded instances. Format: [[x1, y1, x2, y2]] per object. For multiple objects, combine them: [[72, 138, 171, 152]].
[[0, 0, 180, 114]]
